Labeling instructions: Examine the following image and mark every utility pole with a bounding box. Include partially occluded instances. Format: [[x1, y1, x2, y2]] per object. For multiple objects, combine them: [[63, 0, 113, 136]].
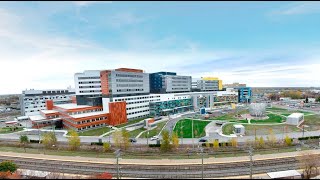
[[146, 123, 149, 145], [115, 149, 121, 179], [248, 146, 254, 179], [200, 147, 204, 179]]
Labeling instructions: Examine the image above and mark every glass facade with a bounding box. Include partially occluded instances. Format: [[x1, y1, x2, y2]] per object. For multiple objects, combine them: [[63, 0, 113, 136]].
[[149, 99, 193, 116]]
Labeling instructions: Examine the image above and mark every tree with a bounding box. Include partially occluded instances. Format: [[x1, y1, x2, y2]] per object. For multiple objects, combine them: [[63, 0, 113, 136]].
[[284, 135, 292, 146], [171, 132, 179, 149], [121, 129, 130, 150], [259, 136, 265, 148], [103, 142, 111, 152], [67, 130, 80, 151], [267, 129, 277, 147], [230, 137, 238, 147], [160, 130, 171, 152], [112, 130, 122, 149], [316, 96, 320, 102], [297, 152, 320, 179], [213, 139, 219, 150], [42, 132, 57, 149], [19, 135, 29, 152], [0, 161, 17, 177]]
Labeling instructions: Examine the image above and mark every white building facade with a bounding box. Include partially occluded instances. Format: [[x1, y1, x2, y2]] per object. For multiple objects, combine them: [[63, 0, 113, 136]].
[[20, 88, 75, 116]]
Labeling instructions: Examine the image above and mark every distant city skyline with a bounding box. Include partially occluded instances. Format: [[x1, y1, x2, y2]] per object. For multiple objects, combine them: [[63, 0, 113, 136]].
[[1, 1, 320, 94]]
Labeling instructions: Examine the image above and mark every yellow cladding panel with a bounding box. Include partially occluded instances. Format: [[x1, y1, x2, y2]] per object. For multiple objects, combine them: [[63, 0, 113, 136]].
[[218, 80, 223, 90], [202, 77, 219, 80]]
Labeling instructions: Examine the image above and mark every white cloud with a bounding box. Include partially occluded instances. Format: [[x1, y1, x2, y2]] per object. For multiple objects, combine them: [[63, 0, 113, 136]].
[[72, 1, 111, 7], [271, 2, 320, 15]]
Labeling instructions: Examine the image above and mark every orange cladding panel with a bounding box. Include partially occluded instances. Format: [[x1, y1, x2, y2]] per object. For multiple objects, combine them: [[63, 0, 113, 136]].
[[109, 102, 127, 126], [100, 70, 110, 96], [46, 100, 54, 110], [71, 96, 76, 103]]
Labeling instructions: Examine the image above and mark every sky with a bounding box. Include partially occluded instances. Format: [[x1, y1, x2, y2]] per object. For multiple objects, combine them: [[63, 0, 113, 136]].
[[1, 1, 320, 94]]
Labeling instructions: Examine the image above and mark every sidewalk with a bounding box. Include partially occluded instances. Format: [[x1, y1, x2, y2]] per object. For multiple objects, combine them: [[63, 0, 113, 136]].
[[0, 149, 319, 165]]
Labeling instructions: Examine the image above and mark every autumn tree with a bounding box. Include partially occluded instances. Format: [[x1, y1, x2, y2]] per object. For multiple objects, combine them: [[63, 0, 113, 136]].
[[103, 142, 111, 152], [42, 132, 57, 149], [90, 172, 113, 179], [213, 139, 219, 150], [297, 152, 320, 179], [284, 135, 292, 146], [267, 129, 277, 147], [121, 129, 130, 150], [230, 137, 238, 147], [171, 132, 179, 149], [259, 136, 265, 148], [68, 130, 81, 151], [112, 130, 122, 149], [19, 135, 29, 152], [160, 130, 171, 152]]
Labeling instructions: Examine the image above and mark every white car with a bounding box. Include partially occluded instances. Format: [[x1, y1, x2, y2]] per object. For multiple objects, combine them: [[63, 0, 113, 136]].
[[150, 136, 159, 141]]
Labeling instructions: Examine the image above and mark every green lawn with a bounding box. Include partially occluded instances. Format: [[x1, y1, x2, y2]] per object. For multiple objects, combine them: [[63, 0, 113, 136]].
[[173, 119, 210, 138], [266, 107, 287, 111], [115, 117, 149, 128], [222, 123, 234, 135], [250, 114, 285, 124], [139, 121, 167, 138], [0, 127, 24, 134], [128, 127, 146, 138], [77, 127, 112, 136]]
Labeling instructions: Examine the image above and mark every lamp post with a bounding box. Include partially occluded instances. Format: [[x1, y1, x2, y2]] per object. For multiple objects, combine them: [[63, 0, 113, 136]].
[[192, 118, 194, 150], [200, 147, 204, 179], [114, 149, 121, 179], [146, 123, 149, 146], [248, 146, 254, 179]]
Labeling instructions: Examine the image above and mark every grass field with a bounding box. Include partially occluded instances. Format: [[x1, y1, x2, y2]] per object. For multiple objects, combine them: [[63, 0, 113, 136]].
[[77, 127, 112, 136], [303, 115, 320, 131], [173, 119, 210, 138], [0, 127, 24, 134], [115, 117, 147, 128], [141, 121, 167, 138], [222, 123, 301, 135], [128, 127, 146, 138]]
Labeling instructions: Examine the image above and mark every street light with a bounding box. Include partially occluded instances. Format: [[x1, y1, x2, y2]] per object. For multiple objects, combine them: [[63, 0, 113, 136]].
[[114, 149, 121, 179], [200, 147, 204, 179], [248, 146, 254, 179]]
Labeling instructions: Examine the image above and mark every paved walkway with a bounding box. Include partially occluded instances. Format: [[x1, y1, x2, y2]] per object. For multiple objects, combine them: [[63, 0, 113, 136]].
[[0, 149, 319, 165]]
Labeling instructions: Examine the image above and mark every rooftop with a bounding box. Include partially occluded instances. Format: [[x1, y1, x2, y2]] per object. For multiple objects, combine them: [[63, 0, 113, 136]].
[[267, 170, 301, 179], [288, 113, 304, 118], [70, 111, 107, 118], [54, 103, 91, 110], [41, 110, 59, 114], [233, 124, 244, 128], [29, 115, 46, 121]]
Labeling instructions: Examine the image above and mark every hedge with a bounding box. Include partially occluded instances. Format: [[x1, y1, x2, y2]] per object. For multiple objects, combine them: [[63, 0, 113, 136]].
[[91, 142, 104, 146], [298, 136, 320, 140], [149, 144, 161, 147]]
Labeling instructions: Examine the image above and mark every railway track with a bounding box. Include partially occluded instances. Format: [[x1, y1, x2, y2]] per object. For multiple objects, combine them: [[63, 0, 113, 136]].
[[0, 154, 317, 179]]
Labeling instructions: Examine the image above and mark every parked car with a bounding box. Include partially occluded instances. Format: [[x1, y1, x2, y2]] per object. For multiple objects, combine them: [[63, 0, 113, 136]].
[[198, 138, 208, 142], [129, 138, 137, 143], [150, 136, 159, 141]]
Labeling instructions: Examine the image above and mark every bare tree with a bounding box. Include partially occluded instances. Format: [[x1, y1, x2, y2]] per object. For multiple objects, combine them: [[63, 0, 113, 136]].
[[297, 152, 320, 179]]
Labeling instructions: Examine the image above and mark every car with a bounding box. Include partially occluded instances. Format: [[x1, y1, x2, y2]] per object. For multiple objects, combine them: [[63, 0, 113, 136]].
[[150, 136, 159, 141], [198, 138, 208, 143], [129, 138, 137, 143]]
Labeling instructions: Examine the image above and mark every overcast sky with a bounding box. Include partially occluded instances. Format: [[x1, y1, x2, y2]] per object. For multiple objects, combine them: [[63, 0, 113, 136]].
[[1, 1, 320, 94]]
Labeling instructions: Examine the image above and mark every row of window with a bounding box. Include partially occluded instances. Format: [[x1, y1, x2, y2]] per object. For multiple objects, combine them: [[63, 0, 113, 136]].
[[42, 90, 69, 94], [79, 90, 102, 93], [78, 81, 101, 84], [116, 89, 144, 92], [24, 96, 68, 101], [166, 76, 190, 80], [128, 114, 148, 120], [126, 105, 149, 110], [78, 123, 106, 131], [116, 84, 143, 87], [126, 99, 161, 105], [171, 88, 189, 90], [170, 81, 190, 83], [114, 95, 160, 102], [116, 79, 143, 82], [171, 84, 190, 87], [115, 74, 144, 78], [78, 76, 100, 80], [79, 86, 101, 88], [127, 109, 149, 115], [68, 109, 103, 115], [76, 117, 107, 124]]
